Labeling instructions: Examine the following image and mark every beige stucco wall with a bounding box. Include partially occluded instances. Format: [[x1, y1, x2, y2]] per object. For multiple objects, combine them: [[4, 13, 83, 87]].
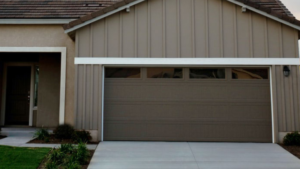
[[36, 54, 61, 127], [0, 25, 75, 126]]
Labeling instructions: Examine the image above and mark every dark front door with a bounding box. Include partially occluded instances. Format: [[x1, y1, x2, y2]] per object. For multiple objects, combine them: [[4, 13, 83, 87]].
[[5, 66, 31, 125]]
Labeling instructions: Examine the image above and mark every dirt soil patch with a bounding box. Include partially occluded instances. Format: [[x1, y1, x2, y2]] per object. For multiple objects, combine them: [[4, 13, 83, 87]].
[[28, 134, 99, 144], [37, 150, 95, 169], [279, 144, 300, 159]]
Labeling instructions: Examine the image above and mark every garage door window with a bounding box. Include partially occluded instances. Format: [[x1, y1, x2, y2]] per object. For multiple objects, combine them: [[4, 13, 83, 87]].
[[147, 68, 183, 78], [105, 68, 141, 78], [232, 68, 268, 79], [189, 68, 225, 79]]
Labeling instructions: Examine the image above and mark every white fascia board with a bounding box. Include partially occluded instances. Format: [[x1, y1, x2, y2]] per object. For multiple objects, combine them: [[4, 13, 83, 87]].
[[64, 0, 145, 34], [226, 0, 300, 31], [75, 58, 300, 66], [0, 19, 75, 24]]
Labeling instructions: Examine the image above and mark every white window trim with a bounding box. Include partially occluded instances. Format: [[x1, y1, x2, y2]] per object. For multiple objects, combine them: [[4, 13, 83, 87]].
[[1, 62, 36, 126], [0, 47, 66, 125], [75, 57, 300, 66]]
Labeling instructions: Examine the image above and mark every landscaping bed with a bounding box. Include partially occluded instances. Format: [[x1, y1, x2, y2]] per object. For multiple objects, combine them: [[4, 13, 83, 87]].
[[279, 144, 300, 159], [36, 143, 94, 169], [28, 134, 98, 144], [38, 149, 95, 169], [0, 135, 6, 139], [0, 145, 50, 169], [28, 124, 99, 144]]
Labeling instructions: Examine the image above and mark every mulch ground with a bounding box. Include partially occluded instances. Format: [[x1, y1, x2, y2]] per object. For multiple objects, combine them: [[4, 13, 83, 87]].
[[28, 134, 99, 144], [37, 150, 95, 169], [279, 144, 300, 159], [0, 135, 6, 139]]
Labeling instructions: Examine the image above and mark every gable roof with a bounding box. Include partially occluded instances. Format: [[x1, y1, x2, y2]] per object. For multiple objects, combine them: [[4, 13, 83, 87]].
[[0, 0, 122, 19], [62, 0, 300, 35]]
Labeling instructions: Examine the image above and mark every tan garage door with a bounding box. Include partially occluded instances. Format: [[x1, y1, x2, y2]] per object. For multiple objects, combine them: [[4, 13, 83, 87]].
[[104, 67, 272, 142]]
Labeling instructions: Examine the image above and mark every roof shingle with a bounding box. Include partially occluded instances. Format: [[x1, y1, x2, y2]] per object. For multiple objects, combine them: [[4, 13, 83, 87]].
[[0, 0, 123, 19]]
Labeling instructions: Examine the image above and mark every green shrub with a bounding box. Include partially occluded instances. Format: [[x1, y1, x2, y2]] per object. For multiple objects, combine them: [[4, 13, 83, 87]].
[[75, 142, 90, 165], [48, 149, 65, 165], [54, 124, 75, 139], [284, 131, 300, 146], [63, 161, 81, 169], [72, 130, 92, 143], [60, 143, 74, 154], [33, 128, 50, 141], [45, 161, 58, 169], [63, 156, 81, 169]]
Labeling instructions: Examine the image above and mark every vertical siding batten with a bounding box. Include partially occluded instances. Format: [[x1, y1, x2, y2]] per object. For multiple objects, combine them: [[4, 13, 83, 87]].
[[119, 12, 123, 57], [177, 0, 181, 58], [192, 0, 196, 58], [291, 66, 297, 130], [264, 18, 269, 57], [205, 0, 209, 58], [220, 0, 223, 58], [233, 4, 237, 57], [281, 65, 287, 131], [147, 0, 151, 58], [297, 67, 300, 130], [82, 65, 86, 129], [249, 13, 253, 58], [162, 0, 166, 58]]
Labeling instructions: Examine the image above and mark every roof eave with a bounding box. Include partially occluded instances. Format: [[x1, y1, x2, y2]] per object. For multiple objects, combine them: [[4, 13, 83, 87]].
[[227, 0, 300, 31], [64, 0, 145, 34]]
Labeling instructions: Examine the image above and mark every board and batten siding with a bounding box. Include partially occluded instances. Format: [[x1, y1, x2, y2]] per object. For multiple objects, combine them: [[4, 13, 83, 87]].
[[74, 0, 300, 142]]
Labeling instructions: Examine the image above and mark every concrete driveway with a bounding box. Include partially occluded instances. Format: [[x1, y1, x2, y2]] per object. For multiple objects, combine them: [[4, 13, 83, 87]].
[[88, 142, 300, 169]]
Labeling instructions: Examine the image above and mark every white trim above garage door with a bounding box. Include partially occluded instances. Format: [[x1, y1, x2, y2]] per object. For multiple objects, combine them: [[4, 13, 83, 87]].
[[75, 58, 300, 66]]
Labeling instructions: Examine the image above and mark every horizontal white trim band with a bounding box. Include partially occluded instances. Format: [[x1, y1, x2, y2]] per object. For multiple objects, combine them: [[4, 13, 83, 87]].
[[0, 19, 75, 24], [75, 58, 300, 65]]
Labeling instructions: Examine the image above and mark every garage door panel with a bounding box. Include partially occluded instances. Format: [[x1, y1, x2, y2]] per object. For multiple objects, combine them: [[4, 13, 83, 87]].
[[105, 101, 271, 120], [104, 67, 272, 142], [104, 121, 272, 142]]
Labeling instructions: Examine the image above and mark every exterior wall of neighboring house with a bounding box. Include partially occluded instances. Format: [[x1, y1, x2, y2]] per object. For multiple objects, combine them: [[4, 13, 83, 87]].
[[74, 0, 300, 142], [0, 25, 75, 127]]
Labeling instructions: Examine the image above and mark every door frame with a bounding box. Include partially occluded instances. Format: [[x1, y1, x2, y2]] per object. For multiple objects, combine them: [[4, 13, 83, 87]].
[[1, 63, 36, 126], [0, 47, 67, 126], [100, 64, 275, 143]]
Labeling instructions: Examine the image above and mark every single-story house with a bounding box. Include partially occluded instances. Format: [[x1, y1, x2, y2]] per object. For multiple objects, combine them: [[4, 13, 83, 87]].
[[0, 0, 299, 143]]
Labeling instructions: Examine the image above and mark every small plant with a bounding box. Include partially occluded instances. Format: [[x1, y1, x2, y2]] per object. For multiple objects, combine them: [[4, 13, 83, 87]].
[[284, 131, 300, 146], [76, 142, 90, 165], [54, 124, 75, 139], [48, 149, 65, 165], [63, 155, 81, 169], [60, 143, 74, 154], [33, 128, 50, 141], [72, 130, 92, 143], [45, 161, 58, 169]]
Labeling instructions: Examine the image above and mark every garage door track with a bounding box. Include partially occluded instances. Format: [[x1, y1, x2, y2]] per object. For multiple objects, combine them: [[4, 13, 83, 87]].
[[88, 142, 300, 169]]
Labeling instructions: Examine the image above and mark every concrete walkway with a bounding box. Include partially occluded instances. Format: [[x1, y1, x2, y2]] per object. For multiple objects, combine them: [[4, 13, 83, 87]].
[[88, 142, 300, 169], [0, 128, 97, 150]]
